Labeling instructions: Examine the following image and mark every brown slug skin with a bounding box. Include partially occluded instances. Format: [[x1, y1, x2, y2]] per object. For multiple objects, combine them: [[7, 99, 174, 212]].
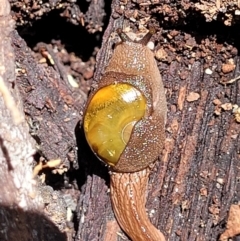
[[106, 31, 166, 172], [110, 168, 166, 241], [83, 29, 167, 240], [86, 30, 167, 173], [108, 31, 166, 240]]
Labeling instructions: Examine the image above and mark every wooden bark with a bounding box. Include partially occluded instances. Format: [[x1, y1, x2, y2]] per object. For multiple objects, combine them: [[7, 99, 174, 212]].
[[76, 1, 240, 241], [0, 0, 67, 240], [0, 0, 239, 241]]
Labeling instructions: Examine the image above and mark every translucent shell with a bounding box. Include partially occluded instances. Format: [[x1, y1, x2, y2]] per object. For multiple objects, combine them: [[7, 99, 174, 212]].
[[83, 83, 147, 166]]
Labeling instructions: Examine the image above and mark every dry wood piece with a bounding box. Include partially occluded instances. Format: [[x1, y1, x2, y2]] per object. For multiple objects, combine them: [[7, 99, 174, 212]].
[[221, 63, 235, 74], [0, 0, 37, 211], [177, 86, 187, 110], [0, 76, 24, 124], [12, 31, 82, 167], [0, 0, 67, 240], [186, 92, 200, 102], [220, 205, 240, 240]]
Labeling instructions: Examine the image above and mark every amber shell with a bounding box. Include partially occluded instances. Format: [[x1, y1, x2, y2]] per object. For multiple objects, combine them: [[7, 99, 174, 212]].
[[84, 83, 147, 166]]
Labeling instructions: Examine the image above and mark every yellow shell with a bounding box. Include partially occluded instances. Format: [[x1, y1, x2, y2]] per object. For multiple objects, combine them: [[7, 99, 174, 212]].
[[83, 83, 147, 166]]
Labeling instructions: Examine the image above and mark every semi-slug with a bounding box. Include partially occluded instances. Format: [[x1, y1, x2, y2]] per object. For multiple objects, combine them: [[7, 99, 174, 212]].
[[83, 28, 167, 241]]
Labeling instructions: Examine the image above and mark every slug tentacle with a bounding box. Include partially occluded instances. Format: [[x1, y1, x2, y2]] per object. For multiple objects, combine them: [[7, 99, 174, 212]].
[[117, 28, 132, 42], [136, 27, 156, 45], [110, 168, 166, 241]]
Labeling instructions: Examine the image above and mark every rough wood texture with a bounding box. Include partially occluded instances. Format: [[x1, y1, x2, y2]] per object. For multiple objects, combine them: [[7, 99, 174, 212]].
[[0, 0, 36, 214], [0, 0, 67, 240], [76, 1, 240, 241], [13, 30, 83, 168], [0, 0, 239, 241]]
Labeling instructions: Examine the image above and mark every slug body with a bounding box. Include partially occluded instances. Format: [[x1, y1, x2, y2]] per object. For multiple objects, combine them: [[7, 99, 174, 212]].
[[83, 30, 167, 240]]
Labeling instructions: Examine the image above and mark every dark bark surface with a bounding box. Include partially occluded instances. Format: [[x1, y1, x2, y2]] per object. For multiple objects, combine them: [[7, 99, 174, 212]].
[[0, 0, 68, 240], [76, 1, 240, 241], [0, 0, 239, 241]]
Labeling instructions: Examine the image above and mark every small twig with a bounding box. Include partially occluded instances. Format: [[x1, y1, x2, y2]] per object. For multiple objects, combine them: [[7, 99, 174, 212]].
[[221, 75, 240, 85], [38, 43, 87, 101], [0, 76, 24, 124]]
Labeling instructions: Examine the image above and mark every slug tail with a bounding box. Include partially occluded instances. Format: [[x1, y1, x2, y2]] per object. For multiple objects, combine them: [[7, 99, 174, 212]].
[[110, 168, 166, 241]]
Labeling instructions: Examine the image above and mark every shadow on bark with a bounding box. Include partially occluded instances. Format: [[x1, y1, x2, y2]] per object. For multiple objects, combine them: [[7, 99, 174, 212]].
[[0, 205, 67, 241]]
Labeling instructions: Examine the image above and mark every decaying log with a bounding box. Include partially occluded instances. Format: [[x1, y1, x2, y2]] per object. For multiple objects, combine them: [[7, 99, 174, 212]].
[[0, 0, 239, 241], [0, 0, 67, 240], [76, 1, 240, 241]]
